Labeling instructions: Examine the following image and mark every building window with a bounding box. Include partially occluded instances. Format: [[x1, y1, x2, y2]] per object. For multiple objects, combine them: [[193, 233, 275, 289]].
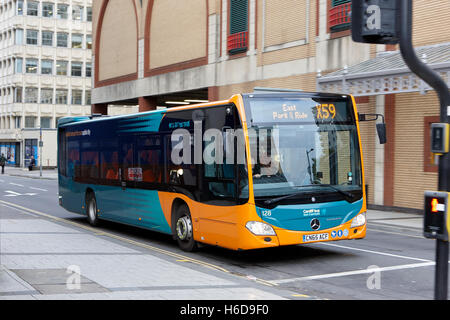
[[72, 5, 84, 21], [26, 29, 38, 45], [15, 116, 22, 129], [86, 35, 92, 49], [14, 87, 23, 103], [329, 0, 352, 33], [24, 88, 38, 104], [57, 32, 68, 47], [56, 89, 68, 104], [40, 117, 52, 129], [57, 4, 68, 19], [56, 60, 68, 76], [40, 88, 53, 104], [17, 0, 24, 16], [15, 28, 24, 45], [25, 117, 37, 128], [71, 62, 82, 77], [41, 31, 53, 46], [86, 7, 92, 22], [72, 33, 83, 49], [71, 90, 83, 105], [42, 2, 54, 18], [85, 90, 91, 105], [15, 58, 23, 73], [25, 58, 38, 73], [27, 1, 39, 16], [41, 60, 53, 75], [227, 0, 249, 55], [85, 63, 92, 77]]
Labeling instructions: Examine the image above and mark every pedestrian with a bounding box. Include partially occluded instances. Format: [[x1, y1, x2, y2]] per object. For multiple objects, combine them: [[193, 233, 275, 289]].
[[29, 155, 35, 171], [0, 153, 6, 174]]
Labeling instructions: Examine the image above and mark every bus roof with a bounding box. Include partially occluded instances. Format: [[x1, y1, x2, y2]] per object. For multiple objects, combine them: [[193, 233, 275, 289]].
[[58, 91, 351, 128]]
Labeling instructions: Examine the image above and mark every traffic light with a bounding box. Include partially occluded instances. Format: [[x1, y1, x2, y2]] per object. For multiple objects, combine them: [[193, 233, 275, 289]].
[[351, 0, 400, 44], [424, 191, 450, 241], [431, 123, 450, 154]]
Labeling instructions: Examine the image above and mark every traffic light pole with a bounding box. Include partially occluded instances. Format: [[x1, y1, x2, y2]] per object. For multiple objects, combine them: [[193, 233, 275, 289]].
[[398, 0, 450, 300]]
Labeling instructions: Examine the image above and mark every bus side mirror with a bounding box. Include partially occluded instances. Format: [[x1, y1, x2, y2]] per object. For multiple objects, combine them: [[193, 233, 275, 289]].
[[358, 113, 387, 145], [376, 123, 387, 145]]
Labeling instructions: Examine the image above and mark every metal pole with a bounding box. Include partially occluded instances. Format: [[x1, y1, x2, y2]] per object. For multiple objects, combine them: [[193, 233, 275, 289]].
[[39, 126, 42, 178], [399, 0, 450, 300], [435, 240, 449, 300]]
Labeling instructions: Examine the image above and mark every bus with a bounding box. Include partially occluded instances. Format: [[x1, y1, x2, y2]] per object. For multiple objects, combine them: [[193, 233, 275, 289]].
[[58, 91, 375, 252]]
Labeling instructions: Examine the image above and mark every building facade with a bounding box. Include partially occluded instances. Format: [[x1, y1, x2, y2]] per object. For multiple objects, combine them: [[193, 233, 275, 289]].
[[0, 0, 92, 167], [91, 0, 450, 212]]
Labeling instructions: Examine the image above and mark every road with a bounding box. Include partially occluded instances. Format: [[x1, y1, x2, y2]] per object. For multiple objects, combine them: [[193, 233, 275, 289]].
[[0, 173, 446, 300]]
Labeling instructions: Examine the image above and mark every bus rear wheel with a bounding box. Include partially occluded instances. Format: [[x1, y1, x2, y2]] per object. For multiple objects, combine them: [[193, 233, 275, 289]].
[[86, 192, 99, 227], [174, 204, 198, 252]]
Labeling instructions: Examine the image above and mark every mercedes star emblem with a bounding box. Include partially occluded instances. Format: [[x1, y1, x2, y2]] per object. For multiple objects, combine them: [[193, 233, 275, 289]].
[[310, 218, 320, 230]]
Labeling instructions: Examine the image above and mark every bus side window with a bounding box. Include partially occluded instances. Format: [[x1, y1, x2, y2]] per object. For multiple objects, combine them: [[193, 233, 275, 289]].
[[67, 140, 80, 178], [137, 135, 162, 185], [101, 151, 119, 181]]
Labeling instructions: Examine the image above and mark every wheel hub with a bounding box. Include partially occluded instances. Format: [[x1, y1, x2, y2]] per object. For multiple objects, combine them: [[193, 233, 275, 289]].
[[176, 216, 192, 241]]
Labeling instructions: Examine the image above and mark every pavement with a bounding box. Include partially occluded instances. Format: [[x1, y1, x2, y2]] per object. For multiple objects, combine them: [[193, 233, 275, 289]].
[[3, 167, 58, 180], [0, 197, 294, 300]]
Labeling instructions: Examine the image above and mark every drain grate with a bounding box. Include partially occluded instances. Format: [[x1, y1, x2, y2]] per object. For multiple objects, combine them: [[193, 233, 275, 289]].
[[12, 269, 109, 295]]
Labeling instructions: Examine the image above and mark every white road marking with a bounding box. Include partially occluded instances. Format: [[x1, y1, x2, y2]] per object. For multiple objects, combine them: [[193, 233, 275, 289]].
[[4, 190, 37, 197], [29, 187, 48, 192], [269, 262, 436, 284], [9, 183, 24, 187], [4, 190, 21, 197], [317, 242, 431, 262]]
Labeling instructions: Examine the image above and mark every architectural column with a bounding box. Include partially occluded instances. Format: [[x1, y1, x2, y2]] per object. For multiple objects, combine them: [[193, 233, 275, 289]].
[[373, 95, 385, 205], [383, 94, 396, 207], [138, 96, 157, 113]]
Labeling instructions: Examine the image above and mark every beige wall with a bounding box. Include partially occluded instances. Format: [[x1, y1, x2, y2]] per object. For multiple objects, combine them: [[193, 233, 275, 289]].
[[98, 0, 138, 81], [393, 92, 440, 209], [264, 0, 307, 47], [149, 0, 207, 70], [413, 0, 450, 47], [257, 0, 317, 67]]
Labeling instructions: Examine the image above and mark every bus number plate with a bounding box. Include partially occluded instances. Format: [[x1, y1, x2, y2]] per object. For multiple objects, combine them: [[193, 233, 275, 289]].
[[303, 233, 329, 243]]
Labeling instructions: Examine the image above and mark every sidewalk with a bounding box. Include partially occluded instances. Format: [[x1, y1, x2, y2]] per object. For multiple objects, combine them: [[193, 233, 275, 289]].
[[0, 201, 292, 300], [367, 209, 423, 230], [3, 167, 58, 180]]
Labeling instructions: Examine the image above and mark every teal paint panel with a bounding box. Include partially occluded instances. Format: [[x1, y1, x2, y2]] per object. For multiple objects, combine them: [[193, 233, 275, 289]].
[[257, 199, 363, 232]]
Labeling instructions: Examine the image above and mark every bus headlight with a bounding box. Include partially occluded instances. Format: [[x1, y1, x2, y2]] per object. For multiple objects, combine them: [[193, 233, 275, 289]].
[[246, 221, 276, 236], [351, 212, 366, 228]]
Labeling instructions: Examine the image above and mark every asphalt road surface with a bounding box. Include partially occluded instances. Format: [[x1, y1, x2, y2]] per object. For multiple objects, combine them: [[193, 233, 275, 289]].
[[0, 173, 446, 300]]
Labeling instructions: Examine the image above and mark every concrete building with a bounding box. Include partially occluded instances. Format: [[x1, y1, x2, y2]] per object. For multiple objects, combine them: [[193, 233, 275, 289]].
[[91, 0, 450, 212], [0, 0, 93, 168]]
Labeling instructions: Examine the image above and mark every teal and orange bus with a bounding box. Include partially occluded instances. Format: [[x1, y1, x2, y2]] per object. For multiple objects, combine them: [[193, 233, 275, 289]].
[[58, 91, 372, 251]]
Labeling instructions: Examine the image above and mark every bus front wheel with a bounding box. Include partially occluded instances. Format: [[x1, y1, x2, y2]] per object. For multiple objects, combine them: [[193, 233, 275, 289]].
[[174, 204, 198, 252], [86, 192, 99, 227]]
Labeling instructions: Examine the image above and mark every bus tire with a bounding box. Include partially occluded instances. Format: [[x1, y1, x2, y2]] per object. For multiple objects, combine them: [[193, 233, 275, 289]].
[[86, 192, 99, 227], [174, 204, 198, 252]]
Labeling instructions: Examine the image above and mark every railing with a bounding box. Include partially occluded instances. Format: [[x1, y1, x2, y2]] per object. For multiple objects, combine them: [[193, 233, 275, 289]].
[[329, 2, 352, 31], [227, 31, 248, 53]]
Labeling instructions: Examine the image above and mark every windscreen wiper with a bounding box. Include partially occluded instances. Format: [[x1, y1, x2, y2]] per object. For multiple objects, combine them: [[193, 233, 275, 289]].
[[264, 184, 356, 205]]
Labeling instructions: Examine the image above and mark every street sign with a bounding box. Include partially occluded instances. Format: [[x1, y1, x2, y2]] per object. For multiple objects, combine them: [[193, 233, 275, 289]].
[[351, 0, 400, 44], [424, 191, 450, 241]]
